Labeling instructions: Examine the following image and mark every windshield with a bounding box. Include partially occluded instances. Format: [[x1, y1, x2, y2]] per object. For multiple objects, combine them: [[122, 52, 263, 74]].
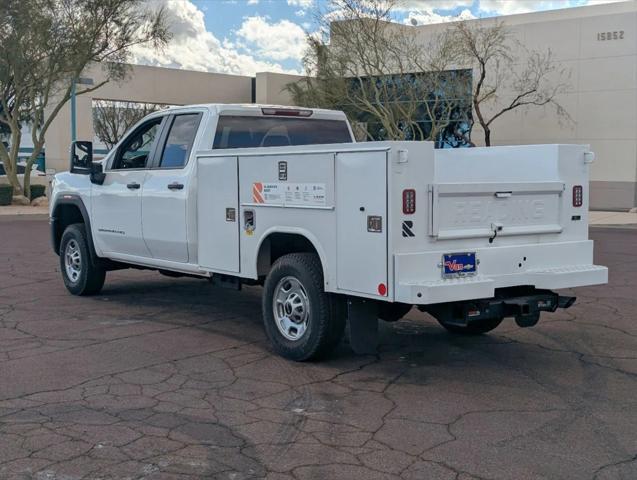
[[213, 115, 353, 149]]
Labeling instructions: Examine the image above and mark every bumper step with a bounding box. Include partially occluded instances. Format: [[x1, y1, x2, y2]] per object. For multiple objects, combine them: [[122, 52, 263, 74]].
[[398, 265, 607, 305]]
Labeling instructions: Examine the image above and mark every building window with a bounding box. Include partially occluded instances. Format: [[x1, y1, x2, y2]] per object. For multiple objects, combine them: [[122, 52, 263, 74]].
[[342, 69, 473, 148]]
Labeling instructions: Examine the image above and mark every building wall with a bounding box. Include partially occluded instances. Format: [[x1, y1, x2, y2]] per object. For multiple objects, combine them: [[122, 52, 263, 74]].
[[411, 1, 637, 210], [44, 66, 301, 173], [255, 72, 304, 105]]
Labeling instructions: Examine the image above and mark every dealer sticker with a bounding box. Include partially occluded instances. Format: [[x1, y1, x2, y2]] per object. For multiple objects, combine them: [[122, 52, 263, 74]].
[[442, 252, 477, 278], [253, 182, 326, 207]]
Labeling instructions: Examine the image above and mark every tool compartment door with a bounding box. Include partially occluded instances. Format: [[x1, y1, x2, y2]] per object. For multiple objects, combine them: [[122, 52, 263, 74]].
[[197, 155, 240, 273], [336, 151, 388, 296], [430, 181, 565, 240]]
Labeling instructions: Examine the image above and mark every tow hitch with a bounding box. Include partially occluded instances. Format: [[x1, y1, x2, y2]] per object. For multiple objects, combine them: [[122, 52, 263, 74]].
[[420, 287, 576, 329]]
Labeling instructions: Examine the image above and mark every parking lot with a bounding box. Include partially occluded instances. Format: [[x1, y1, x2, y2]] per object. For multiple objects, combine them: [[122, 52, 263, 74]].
[[1, 215, 636, 480]]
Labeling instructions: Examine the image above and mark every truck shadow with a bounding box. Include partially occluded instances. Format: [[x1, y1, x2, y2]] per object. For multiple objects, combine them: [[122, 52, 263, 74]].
[[94, 270, 535, 370]]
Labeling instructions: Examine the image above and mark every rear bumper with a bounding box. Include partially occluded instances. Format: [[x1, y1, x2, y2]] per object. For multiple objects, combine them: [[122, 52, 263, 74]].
[[394, 241, 608, 305]]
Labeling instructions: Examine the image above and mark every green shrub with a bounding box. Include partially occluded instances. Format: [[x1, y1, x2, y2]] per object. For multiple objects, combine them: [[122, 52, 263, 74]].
[[30, 184, 46, 200], [0, 184, 13, 206]]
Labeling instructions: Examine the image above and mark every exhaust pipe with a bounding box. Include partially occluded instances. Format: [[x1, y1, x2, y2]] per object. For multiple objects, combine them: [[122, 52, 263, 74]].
[[558, 296, 576, 309]]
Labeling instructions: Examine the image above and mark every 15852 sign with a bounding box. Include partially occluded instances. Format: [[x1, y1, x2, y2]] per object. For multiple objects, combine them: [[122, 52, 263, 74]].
[[597, 30, 625, 41]]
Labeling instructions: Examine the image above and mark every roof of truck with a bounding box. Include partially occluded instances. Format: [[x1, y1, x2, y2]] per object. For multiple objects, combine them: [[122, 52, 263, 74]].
[[164, 103, 348, 120]]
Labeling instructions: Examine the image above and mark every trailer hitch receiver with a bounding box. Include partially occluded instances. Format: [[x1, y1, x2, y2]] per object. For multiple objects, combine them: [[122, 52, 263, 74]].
[[421, 288, 577, 329]]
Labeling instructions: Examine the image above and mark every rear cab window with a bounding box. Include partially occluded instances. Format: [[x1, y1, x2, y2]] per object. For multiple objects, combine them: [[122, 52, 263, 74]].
[[213, 115, 353, 149]]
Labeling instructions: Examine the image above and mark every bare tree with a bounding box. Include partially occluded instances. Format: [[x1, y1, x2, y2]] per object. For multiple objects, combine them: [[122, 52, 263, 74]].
[[93, 100, 166, 150], [0, 0, 170, 200], [449, 21, 572, 146], [287, 0, 471, 144]]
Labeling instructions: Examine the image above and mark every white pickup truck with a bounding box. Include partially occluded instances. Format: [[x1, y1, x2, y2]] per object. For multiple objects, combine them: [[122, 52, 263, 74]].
[[51, 104, 608, 360]]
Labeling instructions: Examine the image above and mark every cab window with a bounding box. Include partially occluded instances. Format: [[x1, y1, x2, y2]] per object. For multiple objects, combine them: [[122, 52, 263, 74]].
[[112, 118, 162, 170], [158, 113, 201, 168], [213, 116, 353, 149]]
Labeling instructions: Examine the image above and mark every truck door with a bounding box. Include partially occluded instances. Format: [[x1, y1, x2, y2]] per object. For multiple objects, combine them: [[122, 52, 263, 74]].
[[336, 150, 388, 296], [142, 113, 202, 263], [197, 155, 240, 273], [92, 117, 164, 258]]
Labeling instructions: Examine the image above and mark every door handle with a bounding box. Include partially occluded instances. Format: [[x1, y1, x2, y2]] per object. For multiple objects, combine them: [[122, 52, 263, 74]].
[[167, 182, 184, 190], [126, 182, 140, 190]]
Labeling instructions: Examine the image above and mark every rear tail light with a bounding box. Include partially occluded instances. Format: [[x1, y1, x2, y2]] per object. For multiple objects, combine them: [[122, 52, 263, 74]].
[[572, 185, 583, 207], [402, 189, 416, 214]]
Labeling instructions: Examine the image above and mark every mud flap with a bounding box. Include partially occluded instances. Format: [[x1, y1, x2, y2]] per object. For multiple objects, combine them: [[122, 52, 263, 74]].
[[347, 297, 379, 355]]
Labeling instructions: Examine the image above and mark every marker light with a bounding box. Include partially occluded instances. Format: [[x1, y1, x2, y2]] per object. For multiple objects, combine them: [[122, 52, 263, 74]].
[[402, 189, 416, 214], [378, 283, 387, 296], [572, 185, 583, 207]]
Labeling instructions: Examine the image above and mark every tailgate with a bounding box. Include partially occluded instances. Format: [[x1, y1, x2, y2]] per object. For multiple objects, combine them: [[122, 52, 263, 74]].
[[429, 181, 565, 240], [429, 145, 589, 243]]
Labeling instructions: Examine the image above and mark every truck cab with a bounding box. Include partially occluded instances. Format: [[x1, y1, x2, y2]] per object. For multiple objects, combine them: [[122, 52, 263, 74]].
[[50, 104, 607, 361]]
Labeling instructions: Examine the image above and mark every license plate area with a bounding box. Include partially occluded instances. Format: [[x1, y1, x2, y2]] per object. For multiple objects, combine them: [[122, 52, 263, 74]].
[[442, 252, 477, 278]]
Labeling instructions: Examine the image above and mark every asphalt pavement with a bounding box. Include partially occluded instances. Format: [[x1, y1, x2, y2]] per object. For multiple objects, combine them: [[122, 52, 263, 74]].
[[0, 215, 636, 480]]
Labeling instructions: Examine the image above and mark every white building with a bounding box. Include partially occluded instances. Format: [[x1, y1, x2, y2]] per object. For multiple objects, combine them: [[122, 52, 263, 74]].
[[406, 1, 637, 210]]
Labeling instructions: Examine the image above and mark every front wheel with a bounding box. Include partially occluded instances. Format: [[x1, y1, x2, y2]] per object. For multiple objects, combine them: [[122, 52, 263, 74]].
[[59, 223, 106, 296], [262, 253, 345, 361], [437, 317, 503, 335]]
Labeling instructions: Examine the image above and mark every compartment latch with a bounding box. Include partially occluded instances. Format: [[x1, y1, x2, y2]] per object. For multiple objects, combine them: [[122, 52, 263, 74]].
[[489, 222, 504, 244]]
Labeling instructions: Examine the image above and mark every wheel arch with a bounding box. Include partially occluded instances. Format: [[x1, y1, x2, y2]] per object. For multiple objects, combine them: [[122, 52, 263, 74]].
[[51, 196, 99, 265], [255, 228, 330, 287]]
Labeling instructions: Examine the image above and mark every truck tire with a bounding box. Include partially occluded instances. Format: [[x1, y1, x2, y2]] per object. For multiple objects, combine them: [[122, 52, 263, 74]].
[[437, 317, 503, 335], [59, 223, 106, 296], [262, 253, 345, 361]]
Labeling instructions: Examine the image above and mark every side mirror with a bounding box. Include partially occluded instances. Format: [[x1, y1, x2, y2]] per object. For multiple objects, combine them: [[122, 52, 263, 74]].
[[90, 162, 106, 185], [70, 141, 93, 174]]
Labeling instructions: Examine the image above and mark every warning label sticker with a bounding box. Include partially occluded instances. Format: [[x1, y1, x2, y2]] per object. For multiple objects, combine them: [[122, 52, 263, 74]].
[[252, 182, 326, 207]]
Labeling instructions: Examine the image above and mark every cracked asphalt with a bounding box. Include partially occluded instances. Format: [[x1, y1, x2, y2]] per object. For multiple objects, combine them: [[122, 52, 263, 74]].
[[1, 215, 636, 480]]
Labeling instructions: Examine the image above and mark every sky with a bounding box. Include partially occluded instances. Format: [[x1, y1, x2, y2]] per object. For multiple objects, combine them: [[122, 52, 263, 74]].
[[130, 0, 626, 77]]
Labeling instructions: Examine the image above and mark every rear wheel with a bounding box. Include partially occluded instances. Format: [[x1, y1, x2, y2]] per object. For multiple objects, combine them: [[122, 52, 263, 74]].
[[59, 223, 106, 296], [262, 253, 345, 361], [437, 317, 503, 335]]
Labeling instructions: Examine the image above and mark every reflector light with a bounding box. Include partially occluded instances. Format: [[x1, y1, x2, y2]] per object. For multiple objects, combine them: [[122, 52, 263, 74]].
[[402, 189, 416, 214], [378, 283, 387, 296], [261, 108, 312, 117], [572, 185, 583, 207]]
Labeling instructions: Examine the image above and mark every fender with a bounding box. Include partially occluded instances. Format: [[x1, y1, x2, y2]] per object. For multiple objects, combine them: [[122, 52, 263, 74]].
[[255, 226, 331, 288], [51, 195, 100, 267]]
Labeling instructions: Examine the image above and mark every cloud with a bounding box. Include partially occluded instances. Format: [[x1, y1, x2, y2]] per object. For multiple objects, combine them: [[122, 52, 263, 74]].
[[398, 0, 473, 11], [287, 0, 314, 8], [129, 0, 300, 75], [479, 0, 624, 15], [403, 0, 624, 24], [236, 16, 308, 61], [479, 0, 569, 15], [405, 7, 476, 25]]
